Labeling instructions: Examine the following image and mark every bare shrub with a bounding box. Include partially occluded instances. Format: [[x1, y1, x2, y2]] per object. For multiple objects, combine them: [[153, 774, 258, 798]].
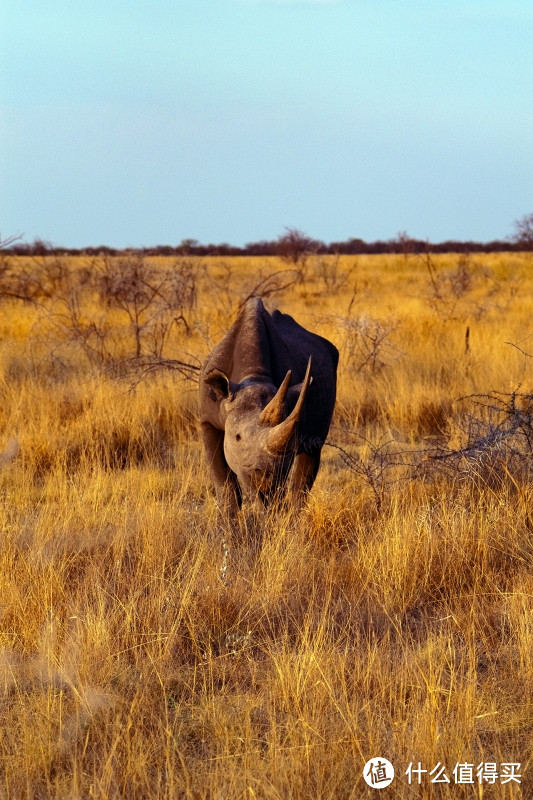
[[0, 253, 17, 302], [394, 230, 417, 261], [330, 386, 533, 512], [27, 256, 74, 299], [312, 253, 352, 293], [41, 285, 114, 369], [422, 250, 505, 322], [19, 253, 202, 381], [204, 259, 299, 332], [0, 233, 23, 250], [327, 436, 408, 512], [340, 314, 400, 374], [424, 251, 475, 320], [0, 253, 92, 307], [424, 389, 533, 488], [97, 253, 199, 356], [275, 227, 319, 283], [238, 267, 299, 311], [511, 212, 533, 250]]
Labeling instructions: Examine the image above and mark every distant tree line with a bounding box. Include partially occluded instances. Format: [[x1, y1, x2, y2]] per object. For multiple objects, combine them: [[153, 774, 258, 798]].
[[4, 236, 524, 258], [4, 213, 533, 256]]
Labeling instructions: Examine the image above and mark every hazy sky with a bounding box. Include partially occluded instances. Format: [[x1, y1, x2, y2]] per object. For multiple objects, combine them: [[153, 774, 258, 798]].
[[2, 0, 532, 248]]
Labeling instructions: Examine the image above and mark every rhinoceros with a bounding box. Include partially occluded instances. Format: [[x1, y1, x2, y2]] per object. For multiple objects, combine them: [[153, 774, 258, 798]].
[[199, 298, 338, 513]]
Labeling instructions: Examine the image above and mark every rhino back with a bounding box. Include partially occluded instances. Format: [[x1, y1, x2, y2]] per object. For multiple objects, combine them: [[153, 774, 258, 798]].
[[202, 299, 276, 382], [268, 307, 338, 449]]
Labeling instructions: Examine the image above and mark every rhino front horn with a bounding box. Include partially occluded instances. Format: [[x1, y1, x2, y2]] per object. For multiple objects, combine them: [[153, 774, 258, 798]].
[[259, 370, 292, 426], [266, 356, 312, 454]]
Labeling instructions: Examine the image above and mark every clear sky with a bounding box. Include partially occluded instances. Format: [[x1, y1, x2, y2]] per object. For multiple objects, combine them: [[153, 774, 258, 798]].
[[1, 0, 532, 248]]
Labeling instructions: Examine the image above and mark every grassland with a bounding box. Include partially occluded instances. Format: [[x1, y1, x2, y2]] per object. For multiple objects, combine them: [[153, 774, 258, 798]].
[[0, 250, 532, 798]]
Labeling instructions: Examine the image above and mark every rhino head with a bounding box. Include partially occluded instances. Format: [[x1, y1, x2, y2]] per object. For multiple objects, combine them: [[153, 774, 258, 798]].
[[204, 357, 312, 498]]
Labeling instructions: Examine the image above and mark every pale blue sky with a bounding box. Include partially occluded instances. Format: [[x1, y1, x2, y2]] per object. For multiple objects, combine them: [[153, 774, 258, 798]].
[[1, 0, 532, 248]]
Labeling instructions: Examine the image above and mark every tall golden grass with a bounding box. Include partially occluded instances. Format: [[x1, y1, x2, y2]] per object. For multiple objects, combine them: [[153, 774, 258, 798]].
[[0, 251, 531, 798]]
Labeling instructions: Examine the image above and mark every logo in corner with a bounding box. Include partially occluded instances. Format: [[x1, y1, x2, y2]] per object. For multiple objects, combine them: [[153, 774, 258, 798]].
[[363, 758, 395, 789]]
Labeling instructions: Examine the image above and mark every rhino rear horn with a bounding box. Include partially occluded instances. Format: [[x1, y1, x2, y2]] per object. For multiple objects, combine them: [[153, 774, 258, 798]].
[[259, 370, 292, 426], [266, 357, 312, 454]]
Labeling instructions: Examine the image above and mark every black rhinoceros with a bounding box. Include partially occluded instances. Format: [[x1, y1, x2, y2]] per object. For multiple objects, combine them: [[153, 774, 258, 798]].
[[199, 298, 338, 513]]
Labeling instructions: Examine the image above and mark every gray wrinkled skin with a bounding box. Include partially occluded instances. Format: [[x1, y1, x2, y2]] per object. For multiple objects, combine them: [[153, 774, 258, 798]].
[[221, 384, 294, 496]]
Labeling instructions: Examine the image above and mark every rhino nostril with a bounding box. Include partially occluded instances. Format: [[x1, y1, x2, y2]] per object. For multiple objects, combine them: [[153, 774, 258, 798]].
[[235, 433, 241, 441]]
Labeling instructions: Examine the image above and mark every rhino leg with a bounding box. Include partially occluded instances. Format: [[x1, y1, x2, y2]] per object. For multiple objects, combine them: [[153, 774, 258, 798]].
[[289, 451, 320, 506], [201, 422, 242, 514]]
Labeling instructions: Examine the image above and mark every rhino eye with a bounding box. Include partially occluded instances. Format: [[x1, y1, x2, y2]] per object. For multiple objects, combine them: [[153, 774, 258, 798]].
[[235, 433, 241, 441]]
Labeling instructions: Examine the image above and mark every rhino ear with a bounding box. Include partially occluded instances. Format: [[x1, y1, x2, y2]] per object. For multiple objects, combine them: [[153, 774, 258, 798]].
[[205, 369, 231, 401]]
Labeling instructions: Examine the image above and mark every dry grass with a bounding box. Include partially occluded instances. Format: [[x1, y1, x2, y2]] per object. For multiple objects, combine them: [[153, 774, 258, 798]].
[[0, 251, 532, 798]]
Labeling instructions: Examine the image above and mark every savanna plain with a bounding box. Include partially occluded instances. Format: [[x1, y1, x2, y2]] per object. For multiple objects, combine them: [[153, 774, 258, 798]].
[[0, 250, 532, 799]]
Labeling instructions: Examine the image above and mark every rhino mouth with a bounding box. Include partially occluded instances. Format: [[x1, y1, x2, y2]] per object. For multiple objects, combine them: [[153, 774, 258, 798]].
[[244, 467, 290, 497]]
